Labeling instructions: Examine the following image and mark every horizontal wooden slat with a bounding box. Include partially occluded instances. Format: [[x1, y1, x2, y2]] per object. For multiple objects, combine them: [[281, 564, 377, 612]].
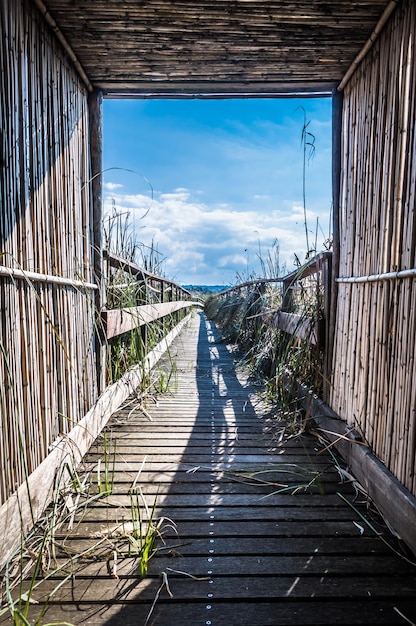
[[104, 301, 200, 338], [54, 519, 373, 538], [24, 573, 416, 605], [276, 311, 318, 344], [24, 601, 416, 626]]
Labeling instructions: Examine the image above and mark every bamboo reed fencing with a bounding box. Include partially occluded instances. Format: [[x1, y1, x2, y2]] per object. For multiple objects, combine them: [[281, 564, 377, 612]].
[[331, 0, 416, 496], [0, 0, 97, 506]]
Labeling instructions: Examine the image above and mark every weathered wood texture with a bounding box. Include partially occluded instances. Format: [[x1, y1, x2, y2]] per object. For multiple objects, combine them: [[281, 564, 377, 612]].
[[12, 313, 416, 625], [279, 251, 332, 353], [330, 0, 416, 496], [34, 1, 390, 95], [105, 301, 202, 338], [275, 311, 318, 345], [0, 0, 97, 506], [104, 250, 198, 339]]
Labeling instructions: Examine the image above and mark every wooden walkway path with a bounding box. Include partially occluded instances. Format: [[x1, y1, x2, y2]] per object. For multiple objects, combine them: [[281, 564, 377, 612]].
[[10, 313, 416, 625]]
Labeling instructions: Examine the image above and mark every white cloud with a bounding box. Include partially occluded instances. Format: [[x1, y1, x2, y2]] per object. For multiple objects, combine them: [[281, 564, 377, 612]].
[[102, 186, 329, 285], [102, 98, 332, 283], [104, 182, 123, 191]]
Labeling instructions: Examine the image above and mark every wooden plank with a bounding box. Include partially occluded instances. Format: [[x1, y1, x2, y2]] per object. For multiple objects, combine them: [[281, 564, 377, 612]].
[[276, 311, 318, 344], [303, 386, 416, 557], [22, 600, 416, 626], [54, 519, 376, 538], [104, 301, 200, 338], [51, 537, 390, 558], [57, 505, 371, 523], [83, 454, 332, 467], [81, 493, 355, 508], [23, 574, 416, 605]]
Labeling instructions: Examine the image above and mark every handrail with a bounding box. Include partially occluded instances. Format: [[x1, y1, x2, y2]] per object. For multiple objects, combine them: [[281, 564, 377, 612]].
[[214, 251, 332, 298], [206, 250, 333, 401], [104, 249, 192, 298], [217, 277, 285, 297], [103, 249, 200, 340], [209, 250, 332, 349], [337, 267, 416, 284], [281, 251, 332, 286]]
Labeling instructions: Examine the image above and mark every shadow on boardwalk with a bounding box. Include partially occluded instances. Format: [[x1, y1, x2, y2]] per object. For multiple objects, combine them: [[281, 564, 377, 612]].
[[12, 312, 416, 626]]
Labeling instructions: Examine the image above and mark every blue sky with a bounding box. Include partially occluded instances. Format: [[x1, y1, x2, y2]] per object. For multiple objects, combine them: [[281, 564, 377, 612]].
[[103, 98, 332, 285]]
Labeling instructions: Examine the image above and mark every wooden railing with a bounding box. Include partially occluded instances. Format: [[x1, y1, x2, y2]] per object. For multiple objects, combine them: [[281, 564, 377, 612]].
[[279, 251, 332, 344], [279, 252, 332, 396], [210, 251, 333, 398], [102, 250, 199, 340], [217, 251, 332, 347]]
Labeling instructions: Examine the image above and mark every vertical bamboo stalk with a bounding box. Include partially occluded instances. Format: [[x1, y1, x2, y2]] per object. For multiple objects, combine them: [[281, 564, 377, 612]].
[[331, 0, 416, 495]]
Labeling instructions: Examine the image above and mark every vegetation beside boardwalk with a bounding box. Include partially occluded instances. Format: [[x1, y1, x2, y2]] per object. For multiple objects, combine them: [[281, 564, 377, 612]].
[[204, 270, 324, 413]]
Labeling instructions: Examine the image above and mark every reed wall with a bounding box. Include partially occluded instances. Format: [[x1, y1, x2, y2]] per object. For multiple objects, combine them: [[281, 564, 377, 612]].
[[331, 0, 416, 495], [0, 0, 98, 505]]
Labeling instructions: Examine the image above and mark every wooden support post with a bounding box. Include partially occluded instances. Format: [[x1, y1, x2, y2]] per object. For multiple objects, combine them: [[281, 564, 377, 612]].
[[282, 277, 294, 312], [88, 88, 106, 394], [322, 253, 333, 401], [327, 88, 343, 397]]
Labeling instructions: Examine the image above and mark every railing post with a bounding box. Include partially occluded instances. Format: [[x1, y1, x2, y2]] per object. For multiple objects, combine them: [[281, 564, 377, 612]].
[[282, 277, 294, 312]]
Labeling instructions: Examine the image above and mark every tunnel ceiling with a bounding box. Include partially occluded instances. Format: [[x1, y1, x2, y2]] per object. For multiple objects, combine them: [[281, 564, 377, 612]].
[[38, 1, 392, 96]]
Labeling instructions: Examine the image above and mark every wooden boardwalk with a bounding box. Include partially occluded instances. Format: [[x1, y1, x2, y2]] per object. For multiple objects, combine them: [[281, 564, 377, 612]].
[[9, 313, 416, 625]]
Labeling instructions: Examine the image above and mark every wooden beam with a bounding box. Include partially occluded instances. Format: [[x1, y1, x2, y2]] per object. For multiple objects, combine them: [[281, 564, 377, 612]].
[[104, 250, 192, 298], [0, 314, 193, 571], [33, 0, 93, 92], [281, 251, 332, 287], [88, 88, 106, 394], [101, 82, 335, 98], [326, 88, 343, 400], [338, 1, 399, 91], [218, 277, 284, 298], [104, 301, 200, 339]]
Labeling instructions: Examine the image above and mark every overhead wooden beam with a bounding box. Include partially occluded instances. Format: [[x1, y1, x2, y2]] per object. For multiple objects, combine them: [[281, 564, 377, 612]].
[[102, 82, 335, 98], [33, 0, 93, 92], [338, 0, 399, 90]]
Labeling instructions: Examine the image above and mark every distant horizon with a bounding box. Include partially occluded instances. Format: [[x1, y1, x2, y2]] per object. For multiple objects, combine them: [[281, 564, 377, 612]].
[[103, 98, 332, 285], [182, 283, 230, 289]]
